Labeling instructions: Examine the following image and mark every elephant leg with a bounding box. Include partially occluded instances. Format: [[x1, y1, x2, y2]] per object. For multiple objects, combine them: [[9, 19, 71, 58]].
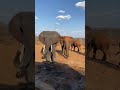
[[45, 51, 51, 62], [115, 43, 120, 55], [102, 51, 107, 61], [86, 48, 91, 59], [86, 42, 93, 59], [65, 49, 68, 58], [62, 45, 64, 54], [25, 59, 34, 81], [78, 47, 79, 52], [71, 45, 73, 51], [51, 44, 56, 62], [63, 45, 66, 56], [14, 50, 21, 67], [74, 46, 75, 51], [93, 47, 97, 59], [102, 47, 108, 61]]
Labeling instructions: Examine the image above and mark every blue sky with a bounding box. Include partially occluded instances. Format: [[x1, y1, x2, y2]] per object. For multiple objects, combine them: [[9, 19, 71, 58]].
[[35, 0, 85, 38]]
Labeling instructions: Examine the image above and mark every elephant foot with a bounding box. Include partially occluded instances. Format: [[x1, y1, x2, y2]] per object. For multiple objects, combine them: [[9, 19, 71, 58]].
[[102, 56, 106, 61], [16, 71, 25, 78], [51, 57, 56, 62], [25, 82, 34, 90], [41, 56, 45, 59], [65, 55, 69, 59]]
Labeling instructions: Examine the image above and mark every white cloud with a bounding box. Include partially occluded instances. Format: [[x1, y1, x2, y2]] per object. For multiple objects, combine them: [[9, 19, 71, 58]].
[[75, 1, 85, 9], [56, 15, 71, 20], [71, 31, 82, 33], [58, 10, 65, 13], [58, 19, 62, 21], [35, 16, 39, 20], [56, 22, 60, 25]]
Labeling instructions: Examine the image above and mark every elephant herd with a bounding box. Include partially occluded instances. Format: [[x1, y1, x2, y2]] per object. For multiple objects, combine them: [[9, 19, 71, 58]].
[[39, 31, 83, 62], [86, 26, 120, 62]]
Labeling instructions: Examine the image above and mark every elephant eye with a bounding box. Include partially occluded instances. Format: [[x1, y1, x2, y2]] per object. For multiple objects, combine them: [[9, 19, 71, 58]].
[[20, 27, 24, 33]]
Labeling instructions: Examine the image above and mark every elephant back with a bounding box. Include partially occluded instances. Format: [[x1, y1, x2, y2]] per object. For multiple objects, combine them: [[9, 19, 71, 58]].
[[39, 31, 61, 45]]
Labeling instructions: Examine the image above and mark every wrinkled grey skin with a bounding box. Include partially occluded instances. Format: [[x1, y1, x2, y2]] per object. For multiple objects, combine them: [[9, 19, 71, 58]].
[[9, 12, 34, 89], [39, 31, 60, 62]]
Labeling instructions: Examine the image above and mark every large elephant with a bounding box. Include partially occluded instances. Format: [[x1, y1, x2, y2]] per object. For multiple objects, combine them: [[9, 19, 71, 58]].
[[60, 36, 73, 58], [8, 12, 34, 89], [39, 31, 60, 62]]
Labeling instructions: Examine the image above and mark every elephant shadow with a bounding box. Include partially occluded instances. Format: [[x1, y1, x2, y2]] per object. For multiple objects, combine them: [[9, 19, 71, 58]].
[[56, 50, 68, 59], [35, 61, 85, 90], [0, 83, 34, 90]]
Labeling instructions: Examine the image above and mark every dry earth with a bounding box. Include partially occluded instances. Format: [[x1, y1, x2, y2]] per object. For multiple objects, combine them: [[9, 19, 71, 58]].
[[0, 24, 26, 89], [86, 43, 120, 90]]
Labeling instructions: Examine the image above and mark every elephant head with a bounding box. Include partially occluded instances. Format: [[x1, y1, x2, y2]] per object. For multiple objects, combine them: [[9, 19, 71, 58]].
[[39, 31, 60, 61], [8, 12, 35, 84], [62, 36, 73, 58]]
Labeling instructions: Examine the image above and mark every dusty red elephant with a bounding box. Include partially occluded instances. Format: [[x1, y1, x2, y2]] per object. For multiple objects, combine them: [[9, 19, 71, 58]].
[[71, 39, 82, 52], [60, 36, 73, 58]]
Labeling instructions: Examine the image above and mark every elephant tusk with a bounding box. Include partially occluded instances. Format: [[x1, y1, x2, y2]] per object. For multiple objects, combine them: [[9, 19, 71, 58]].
[[19, 45, 24, 62], [51, 45, 52, 52], [43, 45, 45, 53]]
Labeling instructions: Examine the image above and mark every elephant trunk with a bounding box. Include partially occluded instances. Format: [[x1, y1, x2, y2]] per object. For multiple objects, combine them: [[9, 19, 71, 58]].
[[19, 45, 25, 62], [50, 45, 52, 52], [65, 42, 70, 58]]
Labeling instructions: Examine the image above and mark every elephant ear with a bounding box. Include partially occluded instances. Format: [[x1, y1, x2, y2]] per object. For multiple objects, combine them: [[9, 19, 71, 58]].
[[9, 13, 24, 44], [52, 31, 60, 44], [39, 31, 45, 44], [9, 12, 35, 46]]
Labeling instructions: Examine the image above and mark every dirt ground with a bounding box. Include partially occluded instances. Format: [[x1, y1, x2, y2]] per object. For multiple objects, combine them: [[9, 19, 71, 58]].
[[0, 23, 26, 86], [35, 41, 85, 89], [86, 44, 120, 90], [0, 32, 26, 86], [35, 41, 85, 74]]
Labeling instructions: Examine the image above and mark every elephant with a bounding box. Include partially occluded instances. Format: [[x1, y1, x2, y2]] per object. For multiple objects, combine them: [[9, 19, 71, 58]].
[[60, 36, 73, 58], [71, 39, 82, 52], [86, 26, 112, 61], [8, 12, 35, 89], [39, 31, 61, 62], [60, 36, 65, 53]]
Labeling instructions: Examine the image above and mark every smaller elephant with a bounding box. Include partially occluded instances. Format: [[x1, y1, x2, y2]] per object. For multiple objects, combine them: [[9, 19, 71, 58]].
[[86, 26, 111, 61], [60, 36, 73, 58], [39, 31, 60, 62], [71, 39, 82, 52], [60, 36, 65, 53]]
